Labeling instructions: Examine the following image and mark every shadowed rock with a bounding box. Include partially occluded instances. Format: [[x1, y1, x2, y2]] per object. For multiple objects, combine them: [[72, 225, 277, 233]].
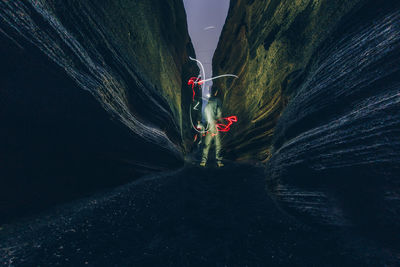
[[1, 164, 393, 266], [0, 0, 196, 222], [213, 0, 400, 246]]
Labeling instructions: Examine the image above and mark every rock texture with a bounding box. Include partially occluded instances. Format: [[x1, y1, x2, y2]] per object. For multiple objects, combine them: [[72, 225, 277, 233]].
[[214, 0, 400, 241], [0, 0, 195, 221]]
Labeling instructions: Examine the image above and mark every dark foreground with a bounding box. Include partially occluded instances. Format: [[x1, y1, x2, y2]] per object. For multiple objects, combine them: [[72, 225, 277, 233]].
[[0, 163, 396, 266]]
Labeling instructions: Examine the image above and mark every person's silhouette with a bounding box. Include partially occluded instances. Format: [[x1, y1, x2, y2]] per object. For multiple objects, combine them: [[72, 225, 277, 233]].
[[200, 87, 224, 167]]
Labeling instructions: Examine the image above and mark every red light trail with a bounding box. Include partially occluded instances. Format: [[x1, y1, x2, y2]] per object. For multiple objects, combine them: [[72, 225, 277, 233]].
[[188, 57, 238, 135], [188, 77, 204, 101], [216, 116, 237, 132]]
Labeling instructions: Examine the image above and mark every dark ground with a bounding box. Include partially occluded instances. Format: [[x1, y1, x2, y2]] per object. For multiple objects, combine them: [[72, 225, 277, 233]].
[[0, 162, 396, 266]]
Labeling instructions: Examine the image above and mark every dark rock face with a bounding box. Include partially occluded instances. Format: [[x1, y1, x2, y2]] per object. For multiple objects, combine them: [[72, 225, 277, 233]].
[[214, 0, 400, 242], [267, 3, 400, 232], [0, 0, 195, 221], [1, 0, 399, 255]]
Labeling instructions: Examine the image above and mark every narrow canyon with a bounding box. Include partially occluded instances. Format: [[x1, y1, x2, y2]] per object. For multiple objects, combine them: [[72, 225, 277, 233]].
[[0, 0, 399, 265]]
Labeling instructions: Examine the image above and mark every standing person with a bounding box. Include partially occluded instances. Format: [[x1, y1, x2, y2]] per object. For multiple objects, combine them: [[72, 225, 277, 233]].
[[200, 87, 224, 167]]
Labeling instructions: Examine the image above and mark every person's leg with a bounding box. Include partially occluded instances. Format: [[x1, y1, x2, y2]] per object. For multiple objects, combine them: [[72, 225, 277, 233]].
[[200, 134, 212, 166], [215, 133, 224, 167]]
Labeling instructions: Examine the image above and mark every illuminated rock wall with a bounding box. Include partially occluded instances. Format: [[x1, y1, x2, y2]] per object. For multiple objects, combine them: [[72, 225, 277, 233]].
[[0, 0, 195, 220], [214, 0, 400, 235]]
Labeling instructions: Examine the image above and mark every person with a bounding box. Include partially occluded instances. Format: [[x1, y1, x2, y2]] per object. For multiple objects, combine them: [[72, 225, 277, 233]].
[[200, 87, 224, 167]]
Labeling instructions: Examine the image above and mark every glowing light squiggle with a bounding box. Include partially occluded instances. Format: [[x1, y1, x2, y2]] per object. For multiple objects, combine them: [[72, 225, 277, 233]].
[[189, 104, 209, 134], [189, 57, 206, 82], [216, 116, 238, 132], [188, 76, 203, 101], [188, 57, 239, 135], [188, 57, 238, 89], [199, 74, 238, 83]]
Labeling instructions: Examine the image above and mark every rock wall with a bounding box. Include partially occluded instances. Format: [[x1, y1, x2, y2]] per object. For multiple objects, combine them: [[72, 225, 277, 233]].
[[215, 0, 370, 161], [0, 0, 195, 221], [214, 0, 400, 241]]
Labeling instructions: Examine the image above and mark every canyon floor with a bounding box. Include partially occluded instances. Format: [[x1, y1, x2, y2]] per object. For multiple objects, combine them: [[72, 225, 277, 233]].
[[0, 162, 396, 266]]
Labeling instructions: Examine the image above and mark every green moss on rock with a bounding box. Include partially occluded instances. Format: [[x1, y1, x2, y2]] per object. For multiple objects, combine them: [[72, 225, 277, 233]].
[[213, 0, 366, 161]]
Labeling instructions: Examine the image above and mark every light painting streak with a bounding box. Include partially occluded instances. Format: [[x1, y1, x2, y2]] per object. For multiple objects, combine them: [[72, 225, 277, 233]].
[[216, 116, 238, 132], [188, 57, 239, 135], [199, 74, 239, 83], [189, 57, 206, 84], [189, 104, 210, 134], [204, 26, 216, 30]]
